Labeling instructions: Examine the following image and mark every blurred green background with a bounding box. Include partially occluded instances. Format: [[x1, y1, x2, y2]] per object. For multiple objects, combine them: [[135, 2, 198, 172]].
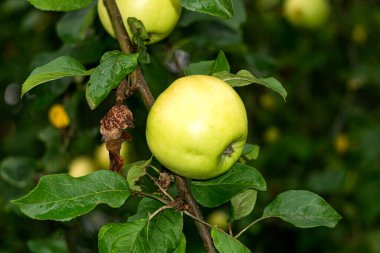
[[1, 0, 380, 252]]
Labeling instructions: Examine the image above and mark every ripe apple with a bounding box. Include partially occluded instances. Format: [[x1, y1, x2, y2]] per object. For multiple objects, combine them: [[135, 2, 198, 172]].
[[48, 104, 70, 129], [68, 156, 97, 178], [97, 0, 182, 44], [283, 0, 330, 29], [146, 75, 248, 180]]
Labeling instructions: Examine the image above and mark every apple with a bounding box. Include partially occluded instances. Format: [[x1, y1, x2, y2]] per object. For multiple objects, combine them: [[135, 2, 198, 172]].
[[68, 156, 97, 178], [206, 210, 230, 231], [146, 75, 248, 180], [48, 104, 70, 129], [97, 0, 182, 44], [283, 0, 330, 29]]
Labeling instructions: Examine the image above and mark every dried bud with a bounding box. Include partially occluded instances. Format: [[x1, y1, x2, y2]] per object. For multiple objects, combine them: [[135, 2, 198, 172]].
[[100, 104, 134, 141]]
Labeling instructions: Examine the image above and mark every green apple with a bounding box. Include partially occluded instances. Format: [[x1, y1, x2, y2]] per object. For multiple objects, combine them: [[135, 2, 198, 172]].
[[206, 210, 230, 231], [283, 0, 330, 29], [146, 75, 248, 180], [97, 0, 182, 44]]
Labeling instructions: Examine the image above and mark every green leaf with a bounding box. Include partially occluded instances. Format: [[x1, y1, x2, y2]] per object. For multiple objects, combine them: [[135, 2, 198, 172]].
[[211, 50, 230, 74], [27, 236, 69, 253], [180, 0, 234, 19], [12, 170, 130, 221], [127, 17, 150, 64], [263, 190, 342, 228], [190, 163, 266, 207], [21, 56, 90, 96], [128, 198, 163, 222], [184, 60, 214, 76], [231, 189, 257, 221], [99, 209, 183, 253], [184, 50, 229, 76], [0, 157, 35, 188], [86, 51, 139, 109], [211, 228, 251, 253], [124, 158, 152, 192], [98, 219, 147, 253], [28, 0, 93, 11], [173, 233, 187, 253], [213, 70, 287, 101], [240, 143, 260, 161], [56, 2, 97, 43]]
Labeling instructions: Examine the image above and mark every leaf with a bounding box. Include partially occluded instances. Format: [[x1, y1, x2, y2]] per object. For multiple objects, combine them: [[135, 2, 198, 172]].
[[127, 17, 150, 64], [12, 170, 130, 221], [173, 233, 187, 253], [190, 163, 266, 207], [99, 209, 183, 253], [231, 189, 257, 221], [86, 51, 139, 109], [211, 228, 251, 253], [56, 2, 97, 43], [21, 56, 90, 96], [180, 0, 234, 19], [263, 190, 342, 228], [184, 60, 215, 76], [213, 70, 287, 101], [128, 198, 163, 222], [27, 236, 69, 253], [210, 50, 230, 74], [28, 0, 93, 11], [184, 50, 229, 76], [0, 157, 35, 188], [240, 143, 260, 161], [124, 158, 152, 192]]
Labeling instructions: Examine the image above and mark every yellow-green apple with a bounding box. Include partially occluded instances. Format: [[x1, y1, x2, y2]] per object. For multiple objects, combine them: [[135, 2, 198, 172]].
[[97, 0, 182, 44], [206, 210, 230, 231], [68, 156, 97, 177], [146, 75, 248, 180], [283, 0, 330, 29]]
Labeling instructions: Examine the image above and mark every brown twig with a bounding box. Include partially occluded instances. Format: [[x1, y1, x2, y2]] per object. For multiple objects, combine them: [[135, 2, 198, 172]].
[[103, 0, 216, 252]]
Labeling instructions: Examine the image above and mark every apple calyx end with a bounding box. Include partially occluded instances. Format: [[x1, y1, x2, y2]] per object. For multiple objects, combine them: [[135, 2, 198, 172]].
[[222, 144, 235, 158]]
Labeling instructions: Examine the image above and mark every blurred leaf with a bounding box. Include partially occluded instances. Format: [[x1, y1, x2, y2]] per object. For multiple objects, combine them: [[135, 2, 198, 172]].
[[127, 17, 150, 64], [211, 228, 251, 253], [173, 233, 186, 253], [180, 0, 234, 19], [27, 236, 69, 253], [307, 169, 346, 194], [263, 190, 342, 228], [0, 157, 35, 188], [124, 158, 152, 192], [190, 163, 266, 207], [86, 51, 138, 109], [22, 56, 90, 96], [213, 70, 287, 101], [28, 0, 93, 11], [240, 143, 260, 161], [56, 2, 97, 43], [99, 209, 183, 253], [12, 170, 130, 221], [231, 189, 257, 221]]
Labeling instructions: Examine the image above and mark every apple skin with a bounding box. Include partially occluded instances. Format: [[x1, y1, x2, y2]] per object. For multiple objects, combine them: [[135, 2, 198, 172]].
[[97, 0, 182, 44], [69, 156, 96, 178], [206, 210, 230, 231], [146, 75, 248, 180], [283, 0, 330, 29]]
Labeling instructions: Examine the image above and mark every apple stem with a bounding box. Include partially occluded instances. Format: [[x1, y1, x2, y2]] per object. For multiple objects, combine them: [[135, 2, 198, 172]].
[[103, 1, 216, 252]]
